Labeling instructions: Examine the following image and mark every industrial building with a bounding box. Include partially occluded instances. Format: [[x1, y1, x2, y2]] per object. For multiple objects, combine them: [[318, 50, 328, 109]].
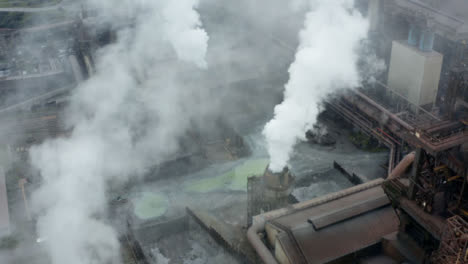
[[0, 0, 466, 264], [246, 0, 468, 263]]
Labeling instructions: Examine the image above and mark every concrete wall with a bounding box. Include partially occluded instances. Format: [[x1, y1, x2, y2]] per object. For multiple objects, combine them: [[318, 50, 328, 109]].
[[133, 216, 187, 244], [387, 41, 443, 108]]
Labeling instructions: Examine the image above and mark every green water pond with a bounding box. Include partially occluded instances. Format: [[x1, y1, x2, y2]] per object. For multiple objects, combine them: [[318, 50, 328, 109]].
[[133, 192, 168, 220], [185, 159, 269, 193]]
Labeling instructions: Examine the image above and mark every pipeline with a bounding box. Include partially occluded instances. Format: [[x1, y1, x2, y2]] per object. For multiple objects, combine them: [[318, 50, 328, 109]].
[[247, 178, 384, 264], [388, 144, 396, 175], [354, 90, 415, 132], [247, 223, 278, 264], [248, 151, 416, 263], [376, 127, 401, 146], [387, 151, 415, 180]]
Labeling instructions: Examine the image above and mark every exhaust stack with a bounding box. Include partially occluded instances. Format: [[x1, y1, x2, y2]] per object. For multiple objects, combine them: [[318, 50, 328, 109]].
[[263, 165, 294, 200]]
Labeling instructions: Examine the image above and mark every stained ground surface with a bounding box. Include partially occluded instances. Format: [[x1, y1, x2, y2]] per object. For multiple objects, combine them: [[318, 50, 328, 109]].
[[126, 118, 389, 264]]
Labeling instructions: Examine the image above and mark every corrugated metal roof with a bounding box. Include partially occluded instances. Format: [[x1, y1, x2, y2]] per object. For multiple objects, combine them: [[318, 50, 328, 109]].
[[268, 186, 399, 264], [308, 193, 389, 230]]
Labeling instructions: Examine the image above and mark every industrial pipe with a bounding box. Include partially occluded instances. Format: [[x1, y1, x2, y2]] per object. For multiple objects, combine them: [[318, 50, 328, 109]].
[[354, 90, 415, 131], [247, 178, 384, 264], [388, 144, 396, 175], [374, 81, 441, 122], [247, 222, 279, 264], [387, 151, 415, 180]]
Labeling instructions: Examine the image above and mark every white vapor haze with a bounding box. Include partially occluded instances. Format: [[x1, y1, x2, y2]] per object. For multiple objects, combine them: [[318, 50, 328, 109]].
[[263, 0, 369, 172], [29, 1, 208, 263]]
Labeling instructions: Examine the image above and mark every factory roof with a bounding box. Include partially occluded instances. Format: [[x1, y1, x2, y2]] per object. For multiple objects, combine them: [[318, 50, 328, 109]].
[[392, 0, 468, 41], [267, 185, 399, 264]]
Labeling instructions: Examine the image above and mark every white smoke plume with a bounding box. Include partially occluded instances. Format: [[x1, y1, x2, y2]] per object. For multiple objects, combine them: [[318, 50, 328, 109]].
[[263, 0, 370, 172], [28, 1, 208, 264]]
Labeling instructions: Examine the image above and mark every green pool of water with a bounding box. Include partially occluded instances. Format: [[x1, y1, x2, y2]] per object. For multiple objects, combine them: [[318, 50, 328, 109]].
[[133, 192, 168, 220], [185, 159, 269, 193]]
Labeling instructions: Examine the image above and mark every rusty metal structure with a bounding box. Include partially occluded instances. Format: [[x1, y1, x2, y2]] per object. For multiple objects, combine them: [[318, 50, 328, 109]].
[[431, 215, 468, 263], [247, 0, 468, 263], [247, 179, 393, 264], [328, 0, 468, 262]]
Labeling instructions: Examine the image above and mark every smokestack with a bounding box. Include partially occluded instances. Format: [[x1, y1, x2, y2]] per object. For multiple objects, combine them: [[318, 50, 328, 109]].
[[263, 165, 294, 200], [263, 0, 371, 173]]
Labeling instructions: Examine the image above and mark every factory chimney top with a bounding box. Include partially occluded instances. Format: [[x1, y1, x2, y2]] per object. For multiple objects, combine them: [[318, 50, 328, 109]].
[[263, 165, 294, 192]]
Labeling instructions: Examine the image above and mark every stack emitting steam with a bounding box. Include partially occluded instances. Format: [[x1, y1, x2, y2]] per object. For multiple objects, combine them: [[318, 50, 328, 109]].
[[29, 1, 208, 264], [263, 0, 370, 172]]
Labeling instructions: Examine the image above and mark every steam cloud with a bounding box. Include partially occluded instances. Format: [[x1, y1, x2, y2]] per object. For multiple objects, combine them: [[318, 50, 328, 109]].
[[28, 1, 208, 263], [263, 0, 369, 172]]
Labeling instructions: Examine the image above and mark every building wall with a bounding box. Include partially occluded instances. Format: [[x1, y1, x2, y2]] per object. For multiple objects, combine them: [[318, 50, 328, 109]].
[[387, 41, 443, 108], [388, 41, 425, 104], [420, 53, 444, 106]]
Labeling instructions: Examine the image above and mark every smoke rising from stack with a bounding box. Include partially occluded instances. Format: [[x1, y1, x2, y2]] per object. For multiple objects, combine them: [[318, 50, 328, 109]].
[[263, 0, 370, 172], [28, 1, 208, 263]]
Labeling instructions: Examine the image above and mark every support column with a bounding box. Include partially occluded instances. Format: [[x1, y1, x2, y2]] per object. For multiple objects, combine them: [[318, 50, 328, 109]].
[[368, 0, 380, 32], [409, 148, 422, 199]]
